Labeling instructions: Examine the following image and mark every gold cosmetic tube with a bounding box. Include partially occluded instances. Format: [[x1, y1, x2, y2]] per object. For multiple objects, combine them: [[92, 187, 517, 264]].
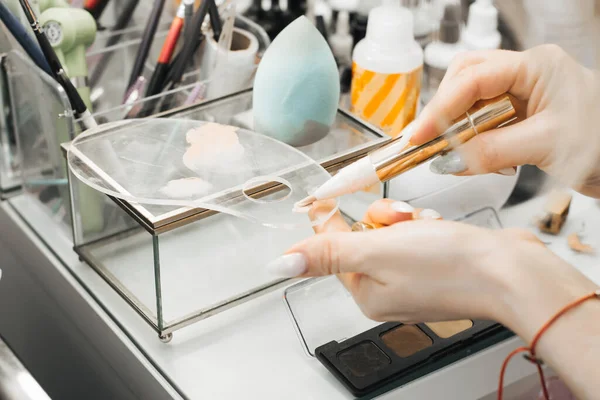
[[372, 95, 517, 182]]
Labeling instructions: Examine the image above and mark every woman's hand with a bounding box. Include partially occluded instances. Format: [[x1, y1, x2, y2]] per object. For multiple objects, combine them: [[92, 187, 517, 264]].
[[414, 45, 600, 198], [268, 199, 600, 399], [267, 200, 596, 343]]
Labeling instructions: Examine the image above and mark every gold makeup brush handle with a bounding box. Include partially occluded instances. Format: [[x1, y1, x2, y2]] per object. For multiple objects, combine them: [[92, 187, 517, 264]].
[[373, 94, 517, 182]]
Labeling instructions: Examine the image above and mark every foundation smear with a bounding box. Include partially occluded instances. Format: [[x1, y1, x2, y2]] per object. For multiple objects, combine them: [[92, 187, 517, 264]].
[[159, 177, 214, 199], [381, 325, 432, 358], [183, 122, 246, 171]]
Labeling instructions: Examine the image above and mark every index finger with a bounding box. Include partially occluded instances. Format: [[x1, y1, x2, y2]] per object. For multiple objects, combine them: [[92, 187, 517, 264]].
[[307, 199, 360, 292], [411, 51, 524, 146]]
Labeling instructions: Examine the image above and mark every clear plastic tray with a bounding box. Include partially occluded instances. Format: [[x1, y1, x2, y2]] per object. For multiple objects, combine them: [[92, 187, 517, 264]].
[[67, 118, 339, 229]]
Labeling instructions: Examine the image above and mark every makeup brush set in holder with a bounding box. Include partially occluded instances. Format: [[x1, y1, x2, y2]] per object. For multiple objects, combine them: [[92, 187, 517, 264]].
[[62, 89, 390, 342], [1, 5, 269, 231], [0, 2, 169, 199]]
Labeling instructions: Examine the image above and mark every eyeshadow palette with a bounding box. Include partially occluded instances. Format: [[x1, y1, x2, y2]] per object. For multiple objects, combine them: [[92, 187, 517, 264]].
[[316, 320, 511, 397], [283, 208, 514, 398]]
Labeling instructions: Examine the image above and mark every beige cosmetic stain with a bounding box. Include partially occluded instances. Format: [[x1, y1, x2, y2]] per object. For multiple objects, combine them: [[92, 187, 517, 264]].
[[183, 123, 246, 171], [159, 177, 214, 199], [425, 320, 473, 339]]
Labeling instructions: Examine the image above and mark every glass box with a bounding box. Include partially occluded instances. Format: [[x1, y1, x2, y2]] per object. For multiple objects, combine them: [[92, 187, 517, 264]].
[[65, 89, 390, 341], [0, 23, 24, 197]]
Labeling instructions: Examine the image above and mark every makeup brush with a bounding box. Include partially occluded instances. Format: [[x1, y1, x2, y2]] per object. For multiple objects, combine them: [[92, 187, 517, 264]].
[[208, 0, 223, 40], [183, 0, 195, 38], [18, 0, 97, 130], [295, 95, 517, 209], [162, 0, 211, 87], [0, 2, 51, 75], [89, 0, 139, 87], [126, 0, 166, 90], [144, 1, 187, 98]]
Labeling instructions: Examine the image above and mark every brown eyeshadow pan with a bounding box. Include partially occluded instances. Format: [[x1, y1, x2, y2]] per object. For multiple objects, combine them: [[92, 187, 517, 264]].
[[337, 341, 391, 377], [380, 325, 432, 358], [425, 320, 474, 339]]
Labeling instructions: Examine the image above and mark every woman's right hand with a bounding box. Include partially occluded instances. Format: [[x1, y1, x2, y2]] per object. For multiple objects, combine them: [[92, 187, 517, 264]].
[[413, 44, 600, 198]]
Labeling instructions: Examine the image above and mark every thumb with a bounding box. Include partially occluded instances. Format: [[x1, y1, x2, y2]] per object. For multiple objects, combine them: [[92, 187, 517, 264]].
[[265, 232, 368, 278]]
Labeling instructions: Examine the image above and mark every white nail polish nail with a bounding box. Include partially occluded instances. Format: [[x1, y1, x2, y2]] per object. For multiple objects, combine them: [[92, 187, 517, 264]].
[[419, 209, 442, 220], [430, 152, 467, 175], [497, 167, 517, 176], [391, 201, 414, 213], [266, 253, 307, 278]]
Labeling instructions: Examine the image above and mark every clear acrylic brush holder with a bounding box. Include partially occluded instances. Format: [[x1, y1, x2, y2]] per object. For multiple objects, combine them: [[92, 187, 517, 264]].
[[3, 16, 266, 233]]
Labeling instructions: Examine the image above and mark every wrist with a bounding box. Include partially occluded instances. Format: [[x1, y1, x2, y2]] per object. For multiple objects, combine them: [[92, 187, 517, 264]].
[[490, 242, 597, 343]]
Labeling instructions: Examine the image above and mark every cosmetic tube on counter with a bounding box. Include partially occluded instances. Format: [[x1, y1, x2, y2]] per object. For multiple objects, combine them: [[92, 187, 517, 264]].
[[422, 2, 466, 104], [351, 0, 423, 139], [296, 95, 516, 207]]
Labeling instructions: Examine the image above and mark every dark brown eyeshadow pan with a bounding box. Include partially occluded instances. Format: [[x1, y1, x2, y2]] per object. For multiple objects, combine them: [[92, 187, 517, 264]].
[[381, 325, 433, 358], [337, 341, 391, 377]]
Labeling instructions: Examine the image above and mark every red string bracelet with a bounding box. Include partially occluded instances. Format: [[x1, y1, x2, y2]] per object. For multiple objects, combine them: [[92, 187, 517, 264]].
[[497, 289, 600, 400]]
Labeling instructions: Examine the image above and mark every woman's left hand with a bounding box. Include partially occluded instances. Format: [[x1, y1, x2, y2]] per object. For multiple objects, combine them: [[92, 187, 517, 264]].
[[266, 199, 594, 343]]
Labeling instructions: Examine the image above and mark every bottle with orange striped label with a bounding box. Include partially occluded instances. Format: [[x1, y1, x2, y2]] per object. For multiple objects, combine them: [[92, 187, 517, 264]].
[[350, 0, 423, 139]]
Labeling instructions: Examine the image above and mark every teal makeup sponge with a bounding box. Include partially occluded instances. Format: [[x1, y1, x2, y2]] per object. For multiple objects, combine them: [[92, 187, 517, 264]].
[[253, 16, 340, 147]]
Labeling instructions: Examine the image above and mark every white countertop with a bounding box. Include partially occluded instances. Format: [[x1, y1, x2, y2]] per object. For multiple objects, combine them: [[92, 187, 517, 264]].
[[5, 189, 600, 400]]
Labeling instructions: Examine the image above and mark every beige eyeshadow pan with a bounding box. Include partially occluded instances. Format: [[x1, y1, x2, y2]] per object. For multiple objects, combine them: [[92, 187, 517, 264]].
[[380, 325, 433, 358], [425, 320, 474, 339]]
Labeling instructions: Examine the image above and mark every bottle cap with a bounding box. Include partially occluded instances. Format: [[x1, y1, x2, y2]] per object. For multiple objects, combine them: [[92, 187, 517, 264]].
[[366, 0, 413, 46], [465, 0, 498, 37], [439, 3, 461, 44]]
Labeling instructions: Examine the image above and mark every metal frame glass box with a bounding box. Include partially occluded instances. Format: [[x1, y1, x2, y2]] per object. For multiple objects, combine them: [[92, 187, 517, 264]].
[[65, 89, 391, 341]]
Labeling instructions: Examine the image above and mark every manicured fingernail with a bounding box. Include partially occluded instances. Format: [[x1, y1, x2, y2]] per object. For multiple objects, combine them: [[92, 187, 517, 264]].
[[266, 253, 307, 278], [397, 121, 417, 148], [418, 209, 442, 220], [496, 167, 517, 176], [391, 201, 414, 213], [430, 152, 467, 175]]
